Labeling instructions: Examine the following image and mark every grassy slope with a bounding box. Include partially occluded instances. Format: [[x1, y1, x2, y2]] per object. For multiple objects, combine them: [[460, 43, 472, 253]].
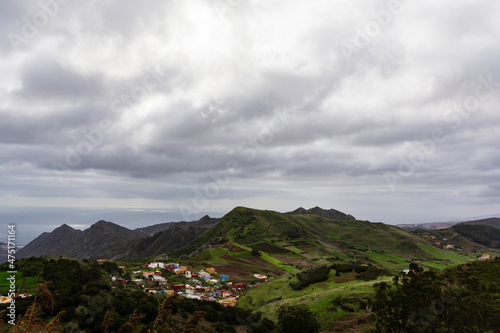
[[173, 206, 500, 276], [167, 207, 500, 330], [238, 269, 391, 329]]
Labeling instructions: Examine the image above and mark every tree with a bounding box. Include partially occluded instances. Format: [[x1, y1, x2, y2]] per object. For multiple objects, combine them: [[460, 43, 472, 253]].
[[13, 281, 65, 333], [251, 248, 261, 256], [277, 304, 320, 333], [183, 310, 207, 333], [290, 266, 331, 290], [117, 309, 145, 333], [102, 307, 117, 333], [370, 262, 500, 332]]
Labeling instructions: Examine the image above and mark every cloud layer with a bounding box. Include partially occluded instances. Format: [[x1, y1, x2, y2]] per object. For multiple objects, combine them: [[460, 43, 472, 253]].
[[1, 0, 500, 243]]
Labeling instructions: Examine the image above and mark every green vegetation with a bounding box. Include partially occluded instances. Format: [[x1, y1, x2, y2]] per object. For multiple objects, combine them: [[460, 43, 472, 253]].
[[8, 206, 500, 332], [174, 207, 498, 276], [0, 258, 46, 296], [238, 266, 388, 329], [371, 259, 500, 332], [355, 266, 391, 281], [291, 266, 331, 290], [454, 223, 500, 248], [277, 304, 320, 333], [0, 258, 275, 332], [161, 207, 500, 331]]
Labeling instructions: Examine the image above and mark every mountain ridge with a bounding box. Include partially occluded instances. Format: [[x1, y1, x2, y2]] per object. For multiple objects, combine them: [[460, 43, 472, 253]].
[[16, 205, 356, 260], [17, 223, 84, 258], [459, 217, 500, 229], [18, 220, 144, 260], [16, 207, 500, 267], [286, 206, 356, 220], [17, 216, 221, 260]]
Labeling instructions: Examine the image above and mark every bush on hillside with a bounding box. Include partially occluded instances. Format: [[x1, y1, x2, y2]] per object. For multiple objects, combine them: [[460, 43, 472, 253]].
[[277, 304, 320, 333], [332, 263, 354, 273], [251, 248, 261, 256], [290, 266, 331, 291], [355, 266, 390, 281]]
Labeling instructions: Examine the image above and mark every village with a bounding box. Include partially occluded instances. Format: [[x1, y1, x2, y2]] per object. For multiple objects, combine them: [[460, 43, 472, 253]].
[[104, 260, 270, 307], [0, 243, 493, 306], [422, 234, 463, 251], [422, 233, 492, 260]]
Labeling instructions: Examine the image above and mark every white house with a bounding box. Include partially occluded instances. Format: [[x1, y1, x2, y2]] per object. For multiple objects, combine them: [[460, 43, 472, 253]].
[[185, 294, 201, 300], [185, 271, 192, 278], [148, 262, 165, 269], [153, 275, 166, 282]]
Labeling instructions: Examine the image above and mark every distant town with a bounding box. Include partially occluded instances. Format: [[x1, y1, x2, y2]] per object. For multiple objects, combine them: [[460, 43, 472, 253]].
[[396, 221, 458, 231]]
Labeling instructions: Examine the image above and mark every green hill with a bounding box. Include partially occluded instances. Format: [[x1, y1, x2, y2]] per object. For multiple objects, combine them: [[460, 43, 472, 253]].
[[453, 223, 500, 248], [164, 206, 500, 331], [7, 206, 500, 332], [172, 206, 498, 276], [459, 217, 500, 229]]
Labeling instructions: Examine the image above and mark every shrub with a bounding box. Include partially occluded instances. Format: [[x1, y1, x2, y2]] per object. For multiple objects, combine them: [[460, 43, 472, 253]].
[[277, 304, 320, 333]]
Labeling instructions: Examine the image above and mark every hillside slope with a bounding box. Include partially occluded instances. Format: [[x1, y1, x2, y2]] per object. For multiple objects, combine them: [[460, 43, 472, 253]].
[[18, 207, 500, 269], [172, 207, 499, 279], [62, 220, 147, 259], [18, 221, 146, 260], [453, 223, 500, 248], [125, 216, 220, 258], [19, 216, 221, 260], [459, 217, 500, 229], [18, 224, 83, 258], [135, 221, 178, 235]]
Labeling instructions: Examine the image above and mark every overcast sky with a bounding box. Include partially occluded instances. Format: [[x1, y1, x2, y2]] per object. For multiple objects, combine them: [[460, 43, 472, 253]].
[[1, 0, 500, 245]]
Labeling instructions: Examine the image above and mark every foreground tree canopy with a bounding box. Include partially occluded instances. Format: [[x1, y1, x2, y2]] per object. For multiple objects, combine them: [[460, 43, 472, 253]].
[[277, 304, 320, 333], [0, 258, 275, 333], [371, 259, 500, 333]]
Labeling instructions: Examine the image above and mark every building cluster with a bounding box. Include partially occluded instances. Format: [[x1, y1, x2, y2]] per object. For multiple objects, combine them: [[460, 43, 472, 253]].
[[111, 261, 270, 307], [422, 234, 462, 251]]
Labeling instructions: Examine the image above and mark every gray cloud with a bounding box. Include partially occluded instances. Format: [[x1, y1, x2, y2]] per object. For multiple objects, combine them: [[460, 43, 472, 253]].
[[17, 59, 105, 100], [1, 0, 500, 242]]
